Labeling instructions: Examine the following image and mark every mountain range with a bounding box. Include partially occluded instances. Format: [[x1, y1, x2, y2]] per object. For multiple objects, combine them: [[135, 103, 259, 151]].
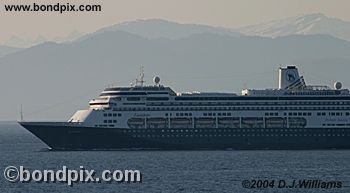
[[79, 19, 241, 40], [1, 31, 83, 48], [1, 13, 350, 120], [1, 13, 349, 57], [0, 45, 21, 58]]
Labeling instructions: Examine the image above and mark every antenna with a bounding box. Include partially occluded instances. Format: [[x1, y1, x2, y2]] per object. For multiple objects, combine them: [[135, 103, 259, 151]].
[[139, 66, 145, 86], [20, 104, 24, 121], [243, 83, 247, 90], [135, 66, 145, 87]]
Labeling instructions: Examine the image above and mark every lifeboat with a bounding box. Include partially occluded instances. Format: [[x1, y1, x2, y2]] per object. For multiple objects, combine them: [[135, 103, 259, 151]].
[[241, 117, 264, 128], [218, 117, 239, 124], [127, 118, 145, 128], [170, 118, 192, 124], [288, 117, 307, 128], [217, 117, 240, 128], [170, 118, 192, 128], [265, 117, 286, 128], [195, 118, 215, 124], [147, 118, 167, 124], [147, 118, 167, 128]]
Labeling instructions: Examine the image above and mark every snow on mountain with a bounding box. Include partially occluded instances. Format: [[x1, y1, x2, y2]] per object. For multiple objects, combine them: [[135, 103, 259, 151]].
[[239, 13, 350, 41]]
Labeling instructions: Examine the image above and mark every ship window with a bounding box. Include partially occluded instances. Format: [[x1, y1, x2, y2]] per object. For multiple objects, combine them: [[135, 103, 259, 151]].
[[113, 120, 117, 123], [108, 120, 112, 123], [103, 113, 107, 117], [113, 113, 117, 117], [127, 97, 141, 101], [104, 120, 107, 123], [346, 112, 350, 116]]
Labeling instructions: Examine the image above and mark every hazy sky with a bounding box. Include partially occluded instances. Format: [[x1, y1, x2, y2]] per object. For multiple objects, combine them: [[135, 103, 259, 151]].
[[1, 0, 350, 43]]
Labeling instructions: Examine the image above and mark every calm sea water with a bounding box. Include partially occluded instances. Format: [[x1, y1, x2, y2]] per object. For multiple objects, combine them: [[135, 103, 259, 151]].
[[0, 122, 349, 193]]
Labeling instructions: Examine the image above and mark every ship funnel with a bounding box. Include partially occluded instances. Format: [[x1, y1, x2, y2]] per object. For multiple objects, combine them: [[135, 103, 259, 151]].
[[278, 66, 305, 90]]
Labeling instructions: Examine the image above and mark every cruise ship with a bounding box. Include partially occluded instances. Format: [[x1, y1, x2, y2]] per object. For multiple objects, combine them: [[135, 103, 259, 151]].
[[20, 66, 350, 150]]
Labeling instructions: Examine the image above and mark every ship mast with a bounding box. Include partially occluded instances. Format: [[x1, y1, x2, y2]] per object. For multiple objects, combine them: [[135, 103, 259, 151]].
[[135, 66, 145, 87], [20, 104, 24, 121]]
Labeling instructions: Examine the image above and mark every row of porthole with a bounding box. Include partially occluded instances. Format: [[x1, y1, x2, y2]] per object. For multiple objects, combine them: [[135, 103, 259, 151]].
[[131, 134, 348, 138], [132, 125, 307, 129], [103, 113, 122, 117], [103, 120, 117, 123], [122, 129, 347, 133], [112, 107, 350, 111], [95, 124, 114, 127], [151, 101, 350, 105]]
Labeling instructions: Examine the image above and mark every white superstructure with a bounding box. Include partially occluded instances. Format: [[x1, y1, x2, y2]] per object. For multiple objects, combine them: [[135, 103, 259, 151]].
[[68, 66, 350, 133]]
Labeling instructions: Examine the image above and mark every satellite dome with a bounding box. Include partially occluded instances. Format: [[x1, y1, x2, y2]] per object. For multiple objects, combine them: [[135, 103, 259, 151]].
[[334, 82, 342, 90], [153, 76, 160, 85]]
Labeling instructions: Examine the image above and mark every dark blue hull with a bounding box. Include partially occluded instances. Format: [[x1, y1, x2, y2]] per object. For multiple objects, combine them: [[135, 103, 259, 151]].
[[19, 122, 350, 150]]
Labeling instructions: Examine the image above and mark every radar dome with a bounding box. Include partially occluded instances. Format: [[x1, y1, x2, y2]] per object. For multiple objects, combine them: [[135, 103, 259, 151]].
[[153, 76, 160, 85], [334, 82, 342, 90]]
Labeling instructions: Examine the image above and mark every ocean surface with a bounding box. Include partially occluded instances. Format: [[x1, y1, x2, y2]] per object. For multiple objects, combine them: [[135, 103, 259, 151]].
[[0, 122, 349, 193]]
